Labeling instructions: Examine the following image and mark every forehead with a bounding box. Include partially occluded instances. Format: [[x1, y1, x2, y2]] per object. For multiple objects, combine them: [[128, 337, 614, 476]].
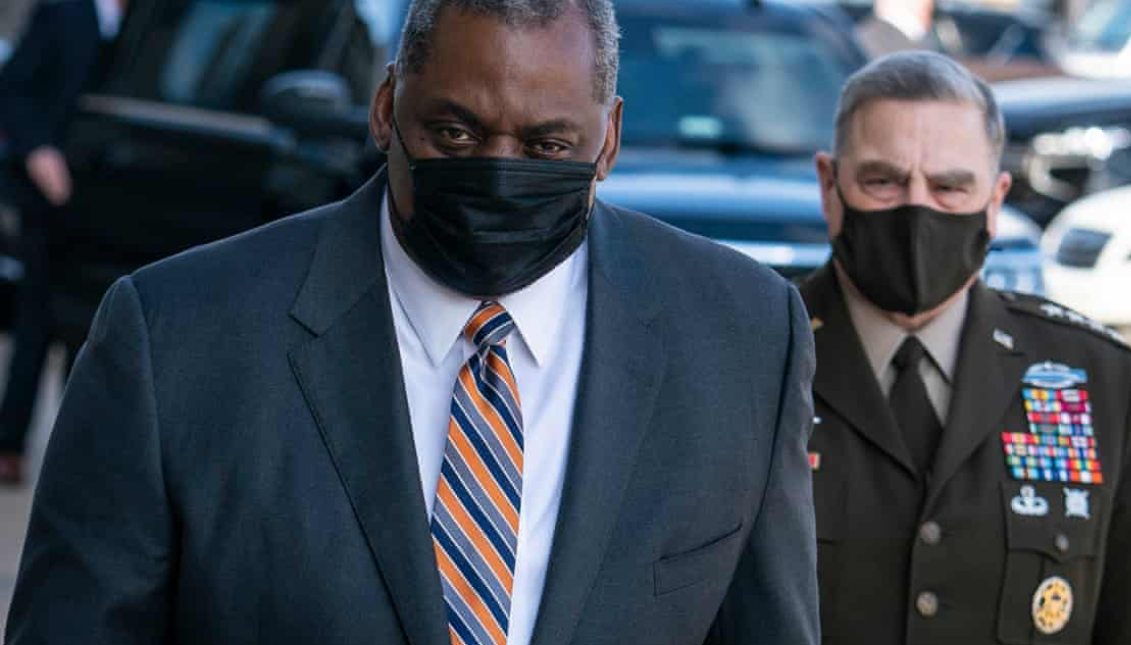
[[843, 99, 994, 174], [404, 7, 600, 118]]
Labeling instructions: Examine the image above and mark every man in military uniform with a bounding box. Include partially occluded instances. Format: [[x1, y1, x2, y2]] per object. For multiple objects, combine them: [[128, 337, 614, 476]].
[[805, 50, 1131, 645]]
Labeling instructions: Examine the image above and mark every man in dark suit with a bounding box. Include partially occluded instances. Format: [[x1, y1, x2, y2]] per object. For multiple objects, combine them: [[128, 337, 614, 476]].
[[805, 51, 1131, 644], [0, 0, 122, 484], [5, 1, 819, 643]]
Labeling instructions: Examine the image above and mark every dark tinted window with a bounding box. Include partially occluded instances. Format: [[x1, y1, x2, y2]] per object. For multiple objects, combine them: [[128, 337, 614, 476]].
[[125, 0, 345, 113], [617, 10, 859, 154]]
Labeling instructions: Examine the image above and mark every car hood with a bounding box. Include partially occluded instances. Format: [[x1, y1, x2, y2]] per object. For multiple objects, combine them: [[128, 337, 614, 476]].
[[1046, 184, 1131, 233]]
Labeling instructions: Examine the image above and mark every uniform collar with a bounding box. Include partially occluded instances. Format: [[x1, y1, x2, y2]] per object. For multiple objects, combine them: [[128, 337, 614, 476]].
[[379, 190, 587, 367], [840, 273, 968, 384]]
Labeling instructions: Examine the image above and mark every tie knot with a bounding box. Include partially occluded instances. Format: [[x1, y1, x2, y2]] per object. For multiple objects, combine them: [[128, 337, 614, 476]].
[[464, 301, 516, 348], [893, 336, 927, 370]]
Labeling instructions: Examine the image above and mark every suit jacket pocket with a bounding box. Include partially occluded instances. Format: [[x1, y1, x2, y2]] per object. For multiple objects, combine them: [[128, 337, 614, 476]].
[[653, 521, 745, 596], [997, 481, 1107, 645]]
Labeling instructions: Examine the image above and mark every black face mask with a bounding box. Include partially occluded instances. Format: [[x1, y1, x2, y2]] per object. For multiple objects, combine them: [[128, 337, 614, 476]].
[[389, 117, 597, 297], [832, 186, 991, 316]]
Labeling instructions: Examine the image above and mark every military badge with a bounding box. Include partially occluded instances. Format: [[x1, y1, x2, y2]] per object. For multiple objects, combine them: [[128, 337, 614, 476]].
[[808, 452, 821, 471], [1001, 363, 1104, 484], [1032, 576, 1073, 635], [1064, 488, 1090, 519], [1011, 485, 1049, 517]]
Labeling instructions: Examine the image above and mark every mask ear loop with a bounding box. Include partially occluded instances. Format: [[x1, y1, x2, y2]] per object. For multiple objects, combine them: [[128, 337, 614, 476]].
[[391, 113, 418, 169]]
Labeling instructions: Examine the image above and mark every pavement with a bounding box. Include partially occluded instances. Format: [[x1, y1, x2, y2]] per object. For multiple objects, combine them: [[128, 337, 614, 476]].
[[0, 342, 66, 639]]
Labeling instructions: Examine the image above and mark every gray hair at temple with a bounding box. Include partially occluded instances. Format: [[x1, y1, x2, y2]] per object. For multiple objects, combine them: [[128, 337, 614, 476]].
[[394, 0, 621, 105], [833, 51, 1006, 168]]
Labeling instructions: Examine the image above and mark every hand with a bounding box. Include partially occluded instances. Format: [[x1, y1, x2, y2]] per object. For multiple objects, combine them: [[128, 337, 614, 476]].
[[25, 146, 73, 206]]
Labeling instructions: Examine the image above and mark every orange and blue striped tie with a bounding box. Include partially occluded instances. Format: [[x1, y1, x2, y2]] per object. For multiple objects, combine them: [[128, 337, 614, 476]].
[[432, 302, 523, 645]]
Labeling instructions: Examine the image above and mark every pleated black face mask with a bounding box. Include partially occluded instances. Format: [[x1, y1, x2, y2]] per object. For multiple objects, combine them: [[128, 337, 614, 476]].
[[832, 186, 991, 316], [390, 117, 597, 297]]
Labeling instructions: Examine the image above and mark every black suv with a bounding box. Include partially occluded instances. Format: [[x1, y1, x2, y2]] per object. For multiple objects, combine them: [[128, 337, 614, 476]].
[[17, 0, 1046, 353]]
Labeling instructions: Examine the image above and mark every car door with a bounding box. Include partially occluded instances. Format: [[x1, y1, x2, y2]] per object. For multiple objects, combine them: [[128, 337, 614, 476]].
[[56, 0, 386, 349]]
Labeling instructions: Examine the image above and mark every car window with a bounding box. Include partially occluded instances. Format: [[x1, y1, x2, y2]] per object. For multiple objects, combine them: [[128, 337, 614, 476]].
[[1069, 0, 1131, 53], [617, 12, 855, 154], [125, 0, 343, 113]]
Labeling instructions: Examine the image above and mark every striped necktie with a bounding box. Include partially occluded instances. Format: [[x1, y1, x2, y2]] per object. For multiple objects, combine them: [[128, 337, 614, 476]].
[[431, 302, 524, 645]]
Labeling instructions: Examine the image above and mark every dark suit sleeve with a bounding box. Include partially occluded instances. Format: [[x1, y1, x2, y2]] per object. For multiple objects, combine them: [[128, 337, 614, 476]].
[[0, 2, 101, 159], [1094, 378, 1131, 645], [4, 277, 174, 644], [707, 283, 820, 645]]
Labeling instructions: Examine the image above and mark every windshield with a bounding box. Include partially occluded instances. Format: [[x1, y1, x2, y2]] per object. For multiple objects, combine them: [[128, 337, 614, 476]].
[[1069, 0, 1131, 53], [617, 13, 856, 154]]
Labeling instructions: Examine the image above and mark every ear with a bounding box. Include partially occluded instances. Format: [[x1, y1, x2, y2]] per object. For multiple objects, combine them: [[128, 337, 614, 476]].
[[815, 151, 843, 238], [986, 170, 1012, 238], [595, 97, 624, 181], [370, 63, 397, 152]]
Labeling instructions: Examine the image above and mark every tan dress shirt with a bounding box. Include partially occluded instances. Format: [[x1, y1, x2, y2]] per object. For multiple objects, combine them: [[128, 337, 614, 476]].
[[840, 278, 968, 425]]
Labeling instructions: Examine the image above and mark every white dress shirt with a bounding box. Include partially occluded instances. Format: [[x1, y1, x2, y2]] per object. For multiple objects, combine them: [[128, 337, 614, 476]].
[[379, 192, 588, 645]]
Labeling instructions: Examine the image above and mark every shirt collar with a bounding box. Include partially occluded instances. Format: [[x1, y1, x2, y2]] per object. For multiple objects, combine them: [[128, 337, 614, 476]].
[[380, 190, 587, 367], [841, 275, 968, 384]]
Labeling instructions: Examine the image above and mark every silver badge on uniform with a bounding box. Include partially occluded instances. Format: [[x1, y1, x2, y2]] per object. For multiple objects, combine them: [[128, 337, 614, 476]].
[[1064, 488, 1090, 519], [1011, 485, 1050, 517]]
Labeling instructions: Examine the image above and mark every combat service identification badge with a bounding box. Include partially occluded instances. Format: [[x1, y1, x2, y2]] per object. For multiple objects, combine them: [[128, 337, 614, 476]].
[[1001, 362, 1104, 484], [1032, 576, 1073, 635]]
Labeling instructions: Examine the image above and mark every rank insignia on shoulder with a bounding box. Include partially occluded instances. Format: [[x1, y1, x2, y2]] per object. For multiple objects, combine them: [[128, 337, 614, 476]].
[[1032, 576, 1073, 635], [1004, 293, 1129, 349], [1001, 361, 1104, 485]]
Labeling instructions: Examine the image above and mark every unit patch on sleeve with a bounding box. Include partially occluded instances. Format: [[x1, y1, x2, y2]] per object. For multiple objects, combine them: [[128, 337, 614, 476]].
[[1001, 362, 1104, 485]]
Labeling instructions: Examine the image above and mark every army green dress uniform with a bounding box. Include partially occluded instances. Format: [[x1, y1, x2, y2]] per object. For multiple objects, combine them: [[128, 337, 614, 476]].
[[802, 265, 1131, 645]]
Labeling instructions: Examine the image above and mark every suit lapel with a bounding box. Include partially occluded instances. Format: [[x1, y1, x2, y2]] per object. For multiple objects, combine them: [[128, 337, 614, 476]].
[[288, 172, 449, 645], [529, 203, 666, 645], [802, 265, 918, 479], [927, 282, 1028, 502]]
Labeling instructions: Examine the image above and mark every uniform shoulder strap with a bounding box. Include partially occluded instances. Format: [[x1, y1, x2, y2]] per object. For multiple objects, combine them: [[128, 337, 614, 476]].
[[1000, 291, 1130, 351]]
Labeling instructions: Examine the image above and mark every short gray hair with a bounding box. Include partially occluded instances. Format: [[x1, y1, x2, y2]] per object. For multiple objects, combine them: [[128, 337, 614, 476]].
[[395, 0, 620, 105], [834, 51, 1005, 166]]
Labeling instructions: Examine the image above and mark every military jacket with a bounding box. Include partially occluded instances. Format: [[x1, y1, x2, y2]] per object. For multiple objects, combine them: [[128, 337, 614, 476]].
[[801, 266, 1131, 645]]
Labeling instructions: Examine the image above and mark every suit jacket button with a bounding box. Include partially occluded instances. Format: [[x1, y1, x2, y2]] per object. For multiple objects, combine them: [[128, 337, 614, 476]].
[[920, 521, 942, 546], [916, 591, 939, 618], [1056, 533, 1070, 554]]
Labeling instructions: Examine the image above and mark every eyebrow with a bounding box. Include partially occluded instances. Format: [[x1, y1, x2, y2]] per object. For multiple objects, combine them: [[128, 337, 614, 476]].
[[519, 118, 583, 139], [419, 98, 582, 138], [854, 160, 909, 182], [926, 170, 977, 186], [421, 98, 487, 131], [854, 161, 977, 186]]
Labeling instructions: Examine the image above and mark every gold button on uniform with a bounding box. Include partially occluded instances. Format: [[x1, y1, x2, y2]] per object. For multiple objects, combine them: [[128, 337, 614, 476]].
[[917, 592, 939, 618], [920, 521, 942, 546]]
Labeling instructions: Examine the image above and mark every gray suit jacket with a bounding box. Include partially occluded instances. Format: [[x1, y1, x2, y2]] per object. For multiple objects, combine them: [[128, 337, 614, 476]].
[[5, 171, 818, 645]]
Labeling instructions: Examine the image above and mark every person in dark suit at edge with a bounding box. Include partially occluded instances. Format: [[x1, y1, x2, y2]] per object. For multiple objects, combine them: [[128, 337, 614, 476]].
[[0, 0, 126, 485], [5, 1, 819, 643]]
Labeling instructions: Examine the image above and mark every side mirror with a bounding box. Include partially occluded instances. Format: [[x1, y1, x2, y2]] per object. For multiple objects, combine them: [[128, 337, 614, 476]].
[[261, 70, 367, 138]]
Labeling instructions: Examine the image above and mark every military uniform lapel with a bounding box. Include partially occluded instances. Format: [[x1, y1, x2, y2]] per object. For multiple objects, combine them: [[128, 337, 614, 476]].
[[927, 282, 1028, 501], [802, 265, 918, 480]]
